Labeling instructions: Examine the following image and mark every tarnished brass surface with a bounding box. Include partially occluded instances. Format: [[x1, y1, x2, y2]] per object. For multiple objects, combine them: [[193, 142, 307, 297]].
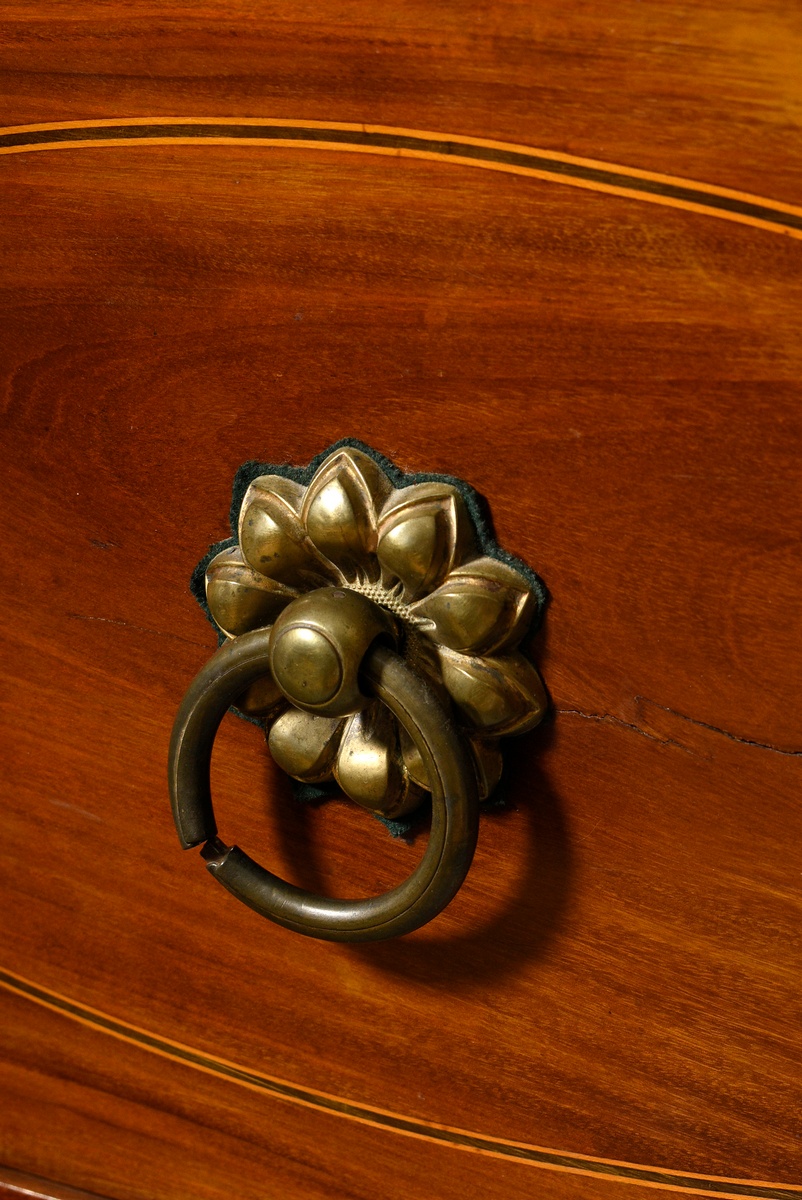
[[169, 444, 547, 938]]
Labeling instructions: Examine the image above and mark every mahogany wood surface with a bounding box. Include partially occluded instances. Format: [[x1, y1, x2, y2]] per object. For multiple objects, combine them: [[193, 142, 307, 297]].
[[1, 4, 801, 1199], [0, 1167, 110, 1200], [2, 1, 802, 204]]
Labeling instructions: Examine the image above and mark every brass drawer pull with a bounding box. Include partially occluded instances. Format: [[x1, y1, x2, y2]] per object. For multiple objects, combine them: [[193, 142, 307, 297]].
[[168, 443, 546, 941]]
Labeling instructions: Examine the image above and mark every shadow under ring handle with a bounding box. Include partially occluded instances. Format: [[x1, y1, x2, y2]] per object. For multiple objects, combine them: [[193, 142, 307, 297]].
[[168, 627, 479, 942]]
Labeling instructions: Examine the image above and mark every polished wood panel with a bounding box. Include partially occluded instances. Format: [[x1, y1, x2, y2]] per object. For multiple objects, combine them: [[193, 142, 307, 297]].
[[3, 983, 800, 1200], [1, 1, 802, 203], [0, 1168, 110, 1200], [1, 3, 801, 1198]]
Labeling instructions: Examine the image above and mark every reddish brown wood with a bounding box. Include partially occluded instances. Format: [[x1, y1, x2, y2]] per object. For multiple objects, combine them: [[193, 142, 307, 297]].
[[0, 1168, 110, 1200], [0, 993, 710, 1200], [1, 1, 802, 204], [1, 5, 801, 1199]]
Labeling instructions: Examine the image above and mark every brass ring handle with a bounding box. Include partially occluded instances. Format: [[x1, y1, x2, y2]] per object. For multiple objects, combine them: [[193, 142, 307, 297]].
[[168, 442, 547, 942], [169, 624, 479, 942]]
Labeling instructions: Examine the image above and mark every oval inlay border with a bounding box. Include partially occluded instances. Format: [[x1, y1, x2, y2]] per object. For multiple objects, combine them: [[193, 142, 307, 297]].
[[1, 967, 800, 1199], [1, 116, 799, 1191], [1, 117, 801, 240]]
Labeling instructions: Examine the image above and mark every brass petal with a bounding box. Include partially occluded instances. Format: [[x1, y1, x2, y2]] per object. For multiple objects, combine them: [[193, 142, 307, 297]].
[[236, 675, 286, 721], [438, 647, 547, 737], [397, 719, 504, 802], [469, 736, 503, 801], [301, 448, 392, 581], [205, 547, 297, 637], [335, 702, 422, 818], [239, 475, 334, 588], [268, 708, 343, 783], [410, 556, 535, 654], [376, 482, 474, 602]]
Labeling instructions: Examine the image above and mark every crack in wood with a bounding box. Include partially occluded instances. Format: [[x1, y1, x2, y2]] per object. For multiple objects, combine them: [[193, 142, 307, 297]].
[[557, 703, 801, 757]]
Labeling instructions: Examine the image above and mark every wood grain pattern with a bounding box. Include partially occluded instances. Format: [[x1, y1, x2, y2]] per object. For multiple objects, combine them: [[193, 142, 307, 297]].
[[1, 1, 802, 203], [5, 989, 762, 1200], [3, 968, 802, 1200], [0, 3, 801, 1198], [0, 1168, 110, 1200]]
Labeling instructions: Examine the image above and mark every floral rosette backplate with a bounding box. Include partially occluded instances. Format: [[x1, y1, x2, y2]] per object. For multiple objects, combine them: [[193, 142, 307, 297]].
[[193, 442, 547, 824]]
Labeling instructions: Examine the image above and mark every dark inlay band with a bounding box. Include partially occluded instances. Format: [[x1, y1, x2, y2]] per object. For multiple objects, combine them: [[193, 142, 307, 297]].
[[1, 121, 801, 237]]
